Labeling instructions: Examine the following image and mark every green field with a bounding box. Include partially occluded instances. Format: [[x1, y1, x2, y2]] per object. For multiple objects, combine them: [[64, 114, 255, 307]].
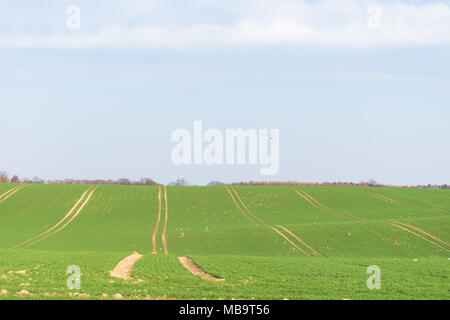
[[0, 183, 448, 300]]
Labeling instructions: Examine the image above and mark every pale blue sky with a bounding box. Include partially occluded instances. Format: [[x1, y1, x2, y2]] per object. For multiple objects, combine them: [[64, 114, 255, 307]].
[[1, 1, 449, 185]]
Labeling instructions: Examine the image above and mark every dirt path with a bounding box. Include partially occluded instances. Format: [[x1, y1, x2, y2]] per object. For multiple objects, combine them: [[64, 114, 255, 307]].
[[227, 186, 311, 256], [0, 185, 25, 205], [152, 186, 162, 254], [277, 225, 323, 257], [110, 252, 144, 280], [11, 186, 94, 249], [387, 221, 449, 252], [18, 186, 98, 249], [295, 189, 363, 221], [391, 220, 449, 247], [179, 257, 225, 282], [162, 186, 169, 255]]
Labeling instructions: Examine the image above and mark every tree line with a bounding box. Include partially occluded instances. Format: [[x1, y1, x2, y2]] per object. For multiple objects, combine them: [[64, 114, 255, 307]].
[[228, 180, 450, 189], [0, 171, 158, 186], [1, 171, 448, 189]]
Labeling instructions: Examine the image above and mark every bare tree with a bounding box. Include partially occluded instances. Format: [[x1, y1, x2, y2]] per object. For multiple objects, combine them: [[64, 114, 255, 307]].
[[32, 176, 44, 184], [140, 178, 157, 186], [0, 171, 9, 183], [10, 175, 20, 183], [117, 178, 131, 185], [169, 178, 189, 186], [207, 181, 224, 186]]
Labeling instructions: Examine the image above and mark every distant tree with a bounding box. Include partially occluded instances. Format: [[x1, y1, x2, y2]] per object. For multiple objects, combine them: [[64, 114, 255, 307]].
[[0, 171, 9, 183], [140, 178, 157, 186], [207, 181, 224, 186], [10, 175, 20, 183], [169, 178, 188, 186], [22, 177, 32, 184], [32, 176, 44, 184], [117, 178, 131, 185]]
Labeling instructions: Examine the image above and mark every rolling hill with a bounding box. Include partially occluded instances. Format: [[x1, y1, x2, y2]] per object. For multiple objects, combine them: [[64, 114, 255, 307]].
[[0, 184, 448, 300]]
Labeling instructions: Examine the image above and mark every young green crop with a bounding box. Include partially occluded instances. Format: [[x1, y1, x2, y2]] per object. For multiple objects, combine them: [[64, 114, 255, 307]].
[[0, 184, 448, 300]]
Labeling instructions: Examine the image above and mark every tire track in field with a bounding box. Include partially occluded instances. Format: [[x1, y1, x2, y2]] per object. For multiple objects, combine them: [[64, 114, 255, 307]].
[[225, 187, 258, 225], [0, 185, 25, 205], [429, 207, 450, 215], [226, 186, 312, 256], [161, 186, 169, 255], [391, 220, 449, 248], [295, 189, 363, 221], [152, 186, 162, 254], [299, 189, 364, 221], [387, 221, 449, 252], [270, 226, 312, 256], [229, 187, 272, 227], [372, 193, 414, 208], [277, 225, 324, 257], [295, 189, 352, 220], [14, 186, 98, 250], [371, 192, 449, 215], [0, 186, 20, 200], [11, 185, 94, 249]]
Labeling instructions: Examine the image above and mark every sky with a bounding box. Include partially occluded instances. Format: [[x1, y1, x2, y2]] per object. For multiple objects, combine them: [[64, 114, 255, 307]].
[[1, 0, 449, 186]]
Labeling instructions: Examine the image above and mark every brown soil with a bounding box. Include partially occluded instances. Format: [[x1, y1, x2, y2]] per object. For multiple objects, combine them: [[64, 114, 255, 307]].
[[110, 253, 144, 280], [178, 257, 225, 282]]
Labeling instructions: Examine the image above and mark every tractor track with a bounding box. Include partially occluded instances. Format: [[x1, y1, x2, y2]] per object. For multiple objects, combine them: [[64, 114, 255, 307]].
[[11, 186, 97, 250], [0, 185, 26, 205], [295, 189, 363, 221], [152, 186, 162, 254], [162, 186, 169, 255], [387, 221, 449, 252], [226, 186, 318, 256]]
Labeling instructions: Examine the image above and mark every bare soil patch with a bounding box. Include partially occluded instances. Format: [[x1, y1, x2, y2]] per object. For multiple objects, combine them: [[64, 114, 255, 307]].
[[110, 252, 144, 280], [178, 257, 225, 282]]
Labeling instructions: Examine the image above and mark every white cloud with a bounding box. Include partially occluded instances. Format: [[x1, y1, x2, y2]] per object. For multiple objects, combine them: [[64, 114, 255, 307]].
[[1, 0, 450, 49]]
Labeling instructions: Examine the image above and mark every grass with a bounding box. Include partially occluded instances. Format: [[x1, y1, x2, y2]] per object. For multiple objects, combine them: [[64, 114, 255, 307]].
[[0, 250, 447, 300], [0, 183, 448, 300]]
